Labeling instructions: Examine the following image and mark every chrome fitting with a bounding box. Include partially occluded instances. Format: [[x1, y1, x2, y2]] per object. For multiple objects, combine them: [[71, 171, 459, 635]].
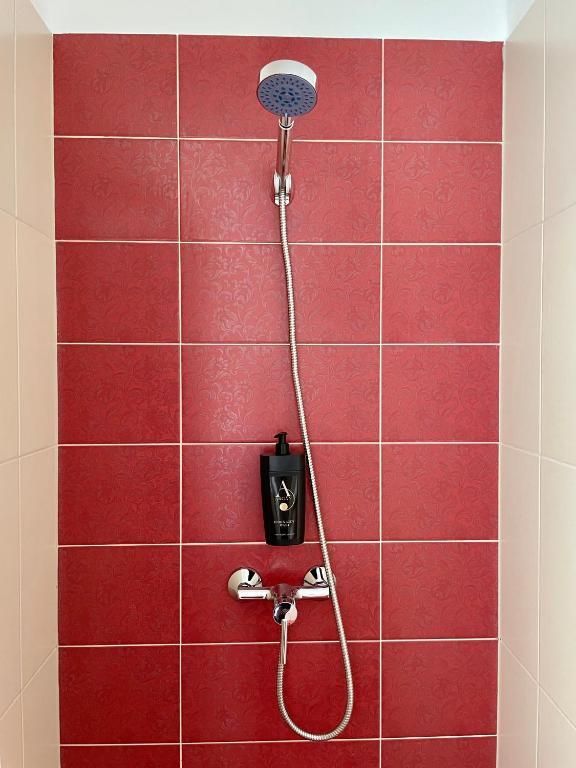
[[228, 565, 331, 604], [274, 116, 294, 205], [228, 566, 331, 663]]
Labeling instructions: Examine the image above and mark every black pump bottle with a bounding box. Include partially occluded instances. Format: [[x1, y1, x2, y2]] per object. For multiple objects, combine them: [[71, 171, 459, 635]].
[[260, 432, 306, 546]]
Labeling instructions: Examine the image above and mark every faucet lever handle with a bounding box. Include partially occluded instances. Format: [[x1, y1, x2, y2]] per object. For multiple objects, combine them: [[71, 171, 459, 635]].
[[280, 617, 289, 665]]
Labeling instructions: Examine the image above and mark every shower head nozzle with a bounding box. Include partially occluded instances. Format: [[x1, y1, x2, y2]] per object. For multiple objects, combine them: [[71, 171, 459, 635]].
[[257, 60, 318, 118]]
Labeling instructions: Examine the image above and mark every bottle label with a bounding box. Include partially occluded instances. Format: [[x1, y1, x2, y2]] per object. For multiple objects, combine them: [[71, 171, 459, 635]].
[[275, 479, 296, 512], [270, 475, 298, 531]]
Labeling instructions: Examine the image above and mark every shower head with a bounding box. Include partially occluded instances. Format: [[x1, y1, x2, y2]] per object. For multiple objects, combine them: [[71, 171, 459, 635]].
[[257, 60, 318, 118]]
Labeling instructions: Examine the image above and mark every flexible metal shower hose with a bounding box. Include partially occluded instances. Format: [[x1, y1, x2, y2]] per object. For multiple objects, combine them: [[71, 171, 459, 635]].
[[276, 189, 354, 740]]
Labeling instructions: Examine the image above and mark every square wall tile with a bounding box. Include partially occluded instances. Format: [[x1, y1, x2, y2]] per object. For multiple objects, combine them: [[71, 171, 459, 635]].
[[183, 443, 379, 543], [542, 205, 576, 464], [55, 138, 178, 240], [59, 646, 180, 744], [0, 460, 21, 716], [14, 0, 53, 238], [381, 737, 496, 768], [19, 448, 57, 684], [381, 640, 497, 737], [21, 651, 60, 768], [0, 0, 15, 215], [58, 345, 180, 444], [383, 143, 501, 243], [540, 458, 576, 725], [57, 243, 180, 343], [381, 444, 498, 541], [381, 345, 499, 442], [182, 543, 379, 643], [500, 225, 542, 453], [545, 0, 576, 217], [182, 642, 379, 742], [179, 36, 381, 140], [0, 698, 23, 768], [502, 0, 545, 241], [17, 221, 56, 455], [54, 35, 177, 137], [500, 446, 540, 676], [498, 645, 538, 768], [181, 244, 380, 344], [183, 741, 379, 768], [60, 746, 180, 768], [538, 693, 576, 768], [59, 546, 180, 645], [382, 245, 500, 343], [182, 345, 378, 442], [59, 446, 180, 545], [384, 40, 502, 141], [381, 542, 497, 639], [0, 211, 18, 462], [180, 140, 381, 242]]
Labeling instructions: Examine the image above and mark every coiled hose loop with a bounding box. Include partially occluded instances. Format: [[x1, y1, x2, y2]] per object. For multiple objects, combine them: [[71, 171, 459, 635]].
[[276, 189, 354, 741]]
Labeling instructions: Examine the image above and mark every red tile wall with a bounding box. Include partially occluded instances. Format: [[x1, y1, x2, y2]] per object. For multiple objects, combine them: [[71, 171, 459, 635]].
[[54, 35, 502, 768]]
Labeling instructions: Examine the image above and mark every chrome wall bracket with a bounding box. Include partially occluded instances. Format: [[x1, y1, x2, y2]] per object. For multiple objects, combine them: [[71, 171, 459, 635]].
[[273, 171, 292, 206], [273, 116, 294, 206]]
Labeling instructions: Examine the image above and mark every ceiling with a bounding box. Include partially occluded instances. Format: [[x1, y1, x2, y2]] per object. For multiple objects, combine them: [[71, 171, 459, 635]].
[[33, 0, 534, 40]]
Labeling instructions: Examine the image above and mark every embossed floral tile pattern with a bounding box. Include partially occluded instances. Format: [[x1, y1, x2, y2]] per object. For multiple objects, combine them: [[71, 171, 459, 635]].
[[179, 36, 382, 140], [55, 138, 179, 241], [59, 646, 180, 744], [54, 35, 178, 137], [54, 33, 501, 767], [181, 543, 380, 642], [182, 443, 380, 542], [181, 244, 381, 343], [382, 246, 500, 342], [57, 242, 180, 343], [180, 139, 381, 242], [381, 641, 498, 737], [381, 444, 498, 540], [384, 40, 503, 141], [380, 737, 497, 768], [60, 746, 181, 768], [183, 741, 381, 768], [383, 143, 502, 243], [59, 546, 181, 645], [59, 446, 180, 544], [181, 643, 380, 742]]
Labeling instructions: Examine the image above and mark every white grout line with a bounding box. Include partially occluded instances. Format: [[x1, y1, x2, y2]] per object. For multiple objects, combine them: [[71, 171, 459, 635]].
[[175, 34, 184, 768], [378, 39, 385, 768], [59, 638, 498, 649], [56, 239, 503, 246], [57, 539, 499, 548], [535, 5, 547, 755], [56, 441, 499, 447], [57, 341, 501, 347], [60, 734, 497, 747], [54, 135, 502, 145]]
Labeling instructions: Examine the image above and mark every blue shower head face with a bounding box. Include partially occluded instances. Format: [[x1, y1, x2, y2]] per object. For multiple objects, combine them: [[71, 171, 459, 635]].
[[257, 60, 318, 118]]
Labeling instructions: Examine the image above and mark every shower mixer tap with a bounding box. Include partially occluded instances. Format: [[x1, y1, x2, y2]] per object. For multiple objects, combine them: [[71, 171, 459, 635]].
[[228, 566, 331, 662]]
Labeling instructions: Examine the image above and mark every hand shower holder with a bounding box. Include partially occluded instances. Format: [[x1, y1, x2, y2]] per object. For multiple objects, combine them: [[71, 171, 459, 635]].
[[273, 116, 294, 206]]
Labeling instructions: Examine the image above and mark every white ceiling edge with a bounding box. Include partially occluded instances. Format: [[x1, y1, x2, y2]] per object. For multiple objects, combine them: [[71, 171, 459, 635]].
[[506, 0, 536, 35], [32, 0, 535, 41]]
